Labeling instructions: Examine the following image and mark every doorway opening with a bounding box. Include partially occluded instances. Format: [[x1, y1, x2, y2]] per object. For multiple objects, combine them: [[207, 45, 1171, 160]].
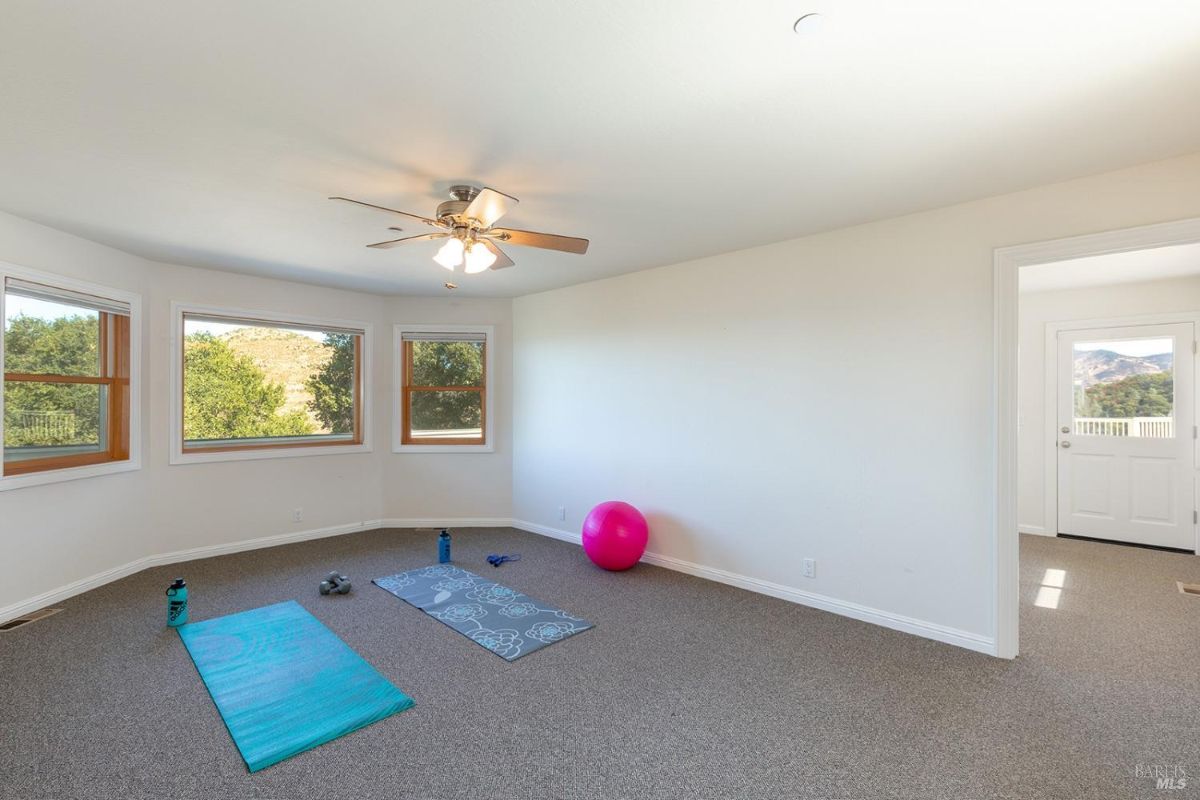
[[1037, 319, 1194, 551], [995, 218, 1200, 658]]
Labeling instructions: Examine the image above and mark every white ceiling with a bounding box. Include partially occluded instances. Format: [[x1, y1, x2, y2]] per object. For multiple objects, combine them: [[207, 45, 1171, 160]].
[[2, 2, 1200, 297], [1020, 242, 1200, 293]]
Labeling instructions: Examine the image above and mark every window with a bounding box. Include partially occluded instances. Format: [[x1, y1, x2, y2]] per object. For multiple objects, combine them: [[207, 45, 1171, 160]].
[[395, 325, 493, 452], [1072, 338, 1174, 438], [173, 305, 369, 462], [2, 274, 136, 481]]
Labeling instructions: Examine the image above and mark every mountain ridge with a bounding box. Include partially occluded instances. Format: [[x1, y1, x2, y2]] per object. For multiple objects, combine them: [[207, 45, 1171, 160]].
[[1073, 348, 1172, 388], [220, 327, 332, 431]]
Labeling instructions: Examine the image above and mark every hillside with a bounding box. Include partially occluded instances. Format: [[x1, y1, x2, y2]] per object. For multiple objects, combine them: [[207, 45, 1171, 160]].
[[220, 327, 332, 431], [1073, 349, 1171, 389]]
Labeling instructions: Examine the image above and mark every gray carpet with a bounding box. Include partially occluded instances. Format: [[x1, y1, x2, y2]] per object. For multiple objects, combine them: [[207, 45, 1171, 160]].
[[2, 529, 1199, 799]]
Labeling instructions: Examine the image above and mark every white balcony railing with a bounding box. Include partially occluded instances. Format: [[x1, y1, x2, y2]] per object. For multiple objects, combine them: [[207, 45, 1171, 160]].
[[1074, 417, 1174, 438], [12, 410, 76, 439]]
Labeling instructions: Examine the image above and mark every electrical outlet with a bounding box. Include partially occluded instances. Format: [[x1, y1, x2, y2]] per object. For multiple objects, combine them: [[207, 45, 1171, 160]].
[[802, 558, 816, 578], [292, 508, 304, 523], [557, 505, 566, 521]]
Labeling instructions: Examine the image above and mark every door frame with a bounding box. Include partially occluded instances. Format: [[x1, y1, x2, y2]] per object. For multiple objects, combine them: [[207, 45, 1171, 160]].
[[1043, 315, 1199, 549], [995, 216, 1200, 659]]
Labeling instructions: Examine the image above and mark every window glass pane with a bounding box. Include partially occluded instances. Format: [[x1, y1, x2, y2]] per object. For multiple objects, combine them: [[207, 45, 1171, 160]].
[[1073, 338, 1174, 438], [3, 291, 100, 377], [410, 341, 484, 387], [3, 381, 105, 462], [410, 390, 483, 440], [182, 316, 358, 445]]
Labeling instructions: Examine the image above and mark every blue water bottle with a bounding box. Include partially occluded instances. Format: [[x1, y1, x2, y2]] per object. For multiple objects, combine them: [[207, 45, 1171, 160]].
[[166, 578, 188, 627], [438, 529, 452, 564]]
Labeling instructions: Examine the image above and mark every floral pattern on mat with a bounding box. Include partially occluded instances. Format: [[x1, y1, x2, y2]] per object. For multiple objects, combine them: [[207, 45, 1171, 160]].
[[373, 566, 593, 661]]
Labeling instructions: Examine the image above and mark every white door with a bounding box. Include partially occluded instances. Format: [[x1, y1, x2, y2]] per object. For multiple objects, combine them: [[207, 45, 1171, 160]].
[[1057, 323, 1195, 550]]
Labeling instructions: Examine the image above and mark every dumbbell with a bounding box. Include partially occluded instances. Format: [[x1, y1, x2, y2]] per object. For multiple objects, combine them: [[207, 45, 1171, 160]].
[[319, 571, 352, 595]]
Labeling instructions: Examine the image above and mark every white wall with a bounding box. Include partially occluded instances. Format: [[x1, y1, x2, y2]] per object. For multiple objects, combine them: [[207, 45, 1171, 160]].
[[0, 210, 513, 615], [1018, 275, 1200, 534], [384, 296, 513, 521], [513, 152, 1200, 650], [8, 151, 1200, 649]]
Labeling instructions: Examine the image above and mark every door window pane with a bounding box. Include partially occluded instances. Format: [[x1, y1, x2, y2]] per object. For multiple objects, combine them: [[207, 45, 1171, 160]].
[[1073, 338, 1173, 437]]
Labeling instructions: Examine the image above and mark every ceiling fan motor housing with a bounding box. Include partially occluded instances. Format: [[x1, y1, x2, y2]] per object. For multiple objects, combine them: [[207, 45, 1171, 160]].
[[436, 198, 471, 223], [438, 185, 482, 223]]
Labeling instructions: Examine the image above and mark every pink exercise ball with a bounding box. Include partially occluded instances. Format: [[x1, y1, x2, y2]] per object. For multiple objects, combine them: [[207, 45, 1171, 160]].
[[581, 501, 648, 571]]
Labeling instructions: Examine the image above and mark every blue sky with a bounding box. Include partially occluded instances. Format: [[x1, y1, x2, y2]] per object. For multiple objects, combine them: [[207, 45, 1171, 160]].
[[4, 294, 96, 325], [1074, 338, 1172, 358], [183, 318, 326, 342], [5, 294, 325, 342]]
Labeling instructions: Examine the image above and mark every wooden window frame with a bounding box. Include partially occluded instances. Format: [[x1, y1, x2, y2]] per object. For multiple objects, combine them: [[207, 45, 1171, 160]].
[[393, 324, 494, 453], [3, 312, 131, 476], [170, 303, 372, 465], [0, 266, 141, 490], [400, 339, 487, 446]]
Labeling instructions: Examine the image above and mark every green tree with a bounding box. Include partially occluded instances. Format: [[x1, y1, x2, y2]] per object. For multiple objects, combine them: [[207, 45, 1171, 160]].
[[3, 314, 101, 448], [410, 341, 483, 431], [1082, 372, 1173, 418], [306, 333, 356, 434], [183, 333, 314, 440], [5, 313, 98, 374]]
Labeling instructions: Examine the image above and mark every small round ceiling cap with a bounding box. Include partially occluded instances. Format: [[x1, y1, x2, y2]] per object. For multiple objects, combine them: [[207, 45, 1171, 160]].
[[793, 13, 824, 36]]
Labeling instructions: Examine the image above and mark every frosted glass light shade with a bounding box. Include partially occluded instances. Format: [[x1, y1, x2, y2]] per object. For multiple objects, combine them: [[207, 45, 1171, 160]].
[[434, 238, 465, 270], [463, 243, 497, 274]]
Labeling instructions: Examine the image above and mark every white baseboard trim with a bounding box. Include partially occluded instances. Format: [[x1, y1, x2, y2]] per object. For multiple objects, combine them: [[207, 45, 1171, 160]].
[[158, 519, 386, 567], [1018, 525, 1053, 536], [0, 517, 505, 624], [0, 556, 155, 628], [511, 519, 997, 656], [378, 517, 514, 529], [5, 515, 996, 657], [511, 519, 583, 544]]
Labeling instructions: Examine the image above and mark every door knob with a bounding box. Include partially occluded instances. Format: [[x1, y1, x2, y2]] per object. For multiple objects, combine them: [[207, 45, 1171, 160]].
[[1061, 426, 1070, 434], [1060, 441, 1071, 449]]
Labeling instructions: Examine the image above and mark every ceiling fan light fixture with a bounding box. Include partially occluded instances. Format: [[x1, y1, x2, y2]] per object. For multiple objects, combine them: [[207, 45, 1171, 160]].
[[332, 186, 590, 275], [434, 237, 465, 270], [463, 242, 497, 274]]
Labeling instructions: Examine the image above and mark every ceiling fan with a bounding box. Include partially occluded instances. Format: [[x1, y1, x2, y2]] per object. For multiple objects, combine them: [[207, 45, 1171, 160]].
[[330, 185, 589, 274]]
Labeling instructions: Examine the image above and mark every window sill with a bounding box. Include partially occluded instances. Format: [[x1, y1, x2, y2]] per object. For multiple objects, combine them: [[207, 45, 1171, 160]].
[[170, 442, 373, 466], [393, 443, 494, 454], [0, 458, 140, 492]]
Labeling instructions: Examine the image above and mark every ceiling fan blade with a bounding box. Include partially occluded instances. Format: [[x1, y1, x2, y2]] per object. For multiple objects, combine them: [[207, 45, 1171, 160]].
[[329, 196, 444, 227], [488, 227, 589, 255], [463, 187, 518, 228], [480, 238, 515, 270], [366, 232, 448, 249]]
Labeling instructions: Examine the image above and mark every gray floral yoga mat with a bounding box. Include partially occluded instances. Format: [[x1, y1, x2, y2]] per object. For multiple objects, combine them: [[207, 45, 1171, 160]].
[[373, 565, 593, 661]]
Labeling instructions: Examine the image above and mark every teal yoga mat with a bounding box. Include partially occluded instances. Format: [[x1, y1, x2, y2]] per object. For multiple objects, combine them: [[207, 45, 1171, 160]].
[[178, 600, 414, 772]]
